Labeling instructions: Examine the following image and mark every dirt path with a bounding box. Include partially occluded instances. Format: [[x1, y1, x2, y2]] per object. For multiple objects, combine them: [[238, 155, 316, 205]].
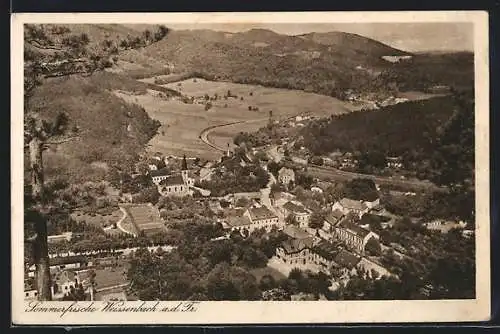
[[116, 206, 136, 237]]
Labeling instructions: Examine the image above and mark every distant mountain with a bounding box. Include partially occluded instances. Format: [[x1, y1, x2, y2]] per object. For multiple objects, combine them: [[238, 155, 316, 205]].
[[298, 31, 410, 57], [118, 28, 473, 98]]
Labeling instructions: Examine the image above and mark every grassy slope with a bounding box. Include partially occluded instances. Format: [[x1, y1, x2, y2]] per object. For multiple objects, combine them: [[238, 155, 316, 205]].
[[29, 72, 161, 182]]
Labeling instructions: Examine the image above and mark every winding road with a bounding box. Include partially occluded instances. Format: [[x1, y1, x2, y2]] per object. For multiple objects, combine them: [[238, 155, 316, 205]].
[[198, 118, 269, 152]]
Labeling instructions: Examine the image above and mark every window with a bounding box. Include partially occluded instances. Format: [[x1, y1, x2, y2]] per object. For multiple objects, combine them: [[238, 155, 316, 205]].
[[25, 292, 29, 297]]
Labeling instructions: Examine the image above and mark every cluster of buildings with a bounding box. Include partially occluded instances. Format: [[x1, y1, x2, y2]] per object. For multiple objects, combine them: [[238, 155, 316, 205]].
[[270, 188, 389, 281], [225, 205, 281, 234], [149, 155, 196, 197], [25, 255, 130, 302]]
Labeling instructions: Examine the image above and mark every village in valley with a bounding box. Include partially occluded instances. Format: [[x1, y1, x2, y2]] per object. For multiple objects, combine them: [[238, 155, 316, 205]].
[[25, 107, 473, 302], [23, 23, 475, 303]]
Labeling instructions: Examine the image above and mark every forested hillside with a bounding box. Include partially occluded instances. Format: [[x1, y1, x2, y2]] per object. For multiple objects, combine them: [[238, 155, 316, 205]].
[[301, 93, 474, 187], [24, 24, 169, 183], [28, 72, 161, 182], [121, 28, 473, 99]]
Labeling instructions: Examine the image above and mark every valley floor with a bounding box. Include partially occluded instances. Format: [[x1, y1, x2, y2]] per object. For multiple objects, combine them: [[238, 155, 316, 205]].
[[115, 77, 353, 159]]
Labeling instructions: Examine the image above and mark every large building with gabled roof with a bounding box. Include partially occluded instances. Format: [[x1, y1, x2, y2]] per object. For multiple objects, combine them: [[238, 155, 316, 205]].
[[243, 206, 281, 232], [334, 216, 380, 255]]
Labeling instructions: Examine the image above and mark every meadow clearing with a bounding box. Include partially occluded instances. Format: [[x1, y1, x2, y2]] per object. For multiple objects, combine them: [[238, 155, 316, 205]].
[[116, 77, 354, 160]]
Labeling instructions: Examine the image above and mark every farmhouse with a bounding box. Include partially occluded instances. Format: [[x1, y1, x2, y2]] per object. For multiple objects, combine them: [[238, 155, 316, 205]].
[[363, 197, 380, 210], [278, 167, 295, 186], [281, 201, 311, 229], [334, 218, 380, 255], [332, 198, 369, 218], [325, 209, 345, 228], [243, 206, 281, 232], [24, 289, 38, 301]]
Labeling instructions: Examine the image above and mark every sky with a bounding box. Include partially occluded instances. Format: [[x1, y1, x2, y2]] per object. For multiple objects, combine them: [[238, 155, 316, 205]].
[[160, 22, 473, 52]]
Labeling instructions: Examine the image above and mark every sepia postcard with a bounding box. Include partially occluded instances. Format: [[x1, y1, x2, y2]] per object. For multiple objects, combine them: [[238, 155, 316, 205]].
[[11, 11, 490, 325]]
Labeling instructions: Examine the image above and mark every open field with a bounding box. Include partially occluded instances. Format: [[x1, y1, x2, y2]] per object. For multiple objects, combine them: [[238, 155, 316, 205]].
[[115, 78, 354, 159]]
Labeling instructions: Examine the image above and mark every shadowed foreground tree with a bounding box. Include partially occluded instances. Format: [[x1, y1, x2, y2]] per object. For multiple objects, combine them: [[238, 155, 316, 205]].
[[23, 24, 169, 300]]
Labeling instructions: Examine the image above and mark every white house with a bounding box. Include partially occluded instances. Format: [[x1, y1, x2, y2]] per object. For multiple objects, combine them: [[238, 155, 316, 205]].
[[363, 198, 380, 210], [281, 201, 312, 229], [243, 206, 281, 232], [334, 218, 380, 255], [386, 156, 403, 169], [332, 198, 369, 218], [278, 167, 295, 186], [423, 220, 467, 234]]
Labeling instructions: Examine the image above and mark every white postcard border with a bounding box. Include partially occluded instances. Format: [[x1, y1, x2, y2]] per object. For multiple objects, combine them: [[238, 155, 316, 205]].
[[11, 11, 490, 325]]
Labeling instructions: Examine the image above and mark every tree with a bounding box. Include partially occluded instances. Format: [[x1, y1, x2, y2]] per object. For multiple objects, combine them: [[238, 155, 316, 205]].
[[24, 25, 170, 300], [308, 211, 325, 229], [259, 275, 277, 291], [235, 197, 250, 208], [62, 282, 87, 301], [365, 237, 382, 256], [358, 150, 387, 172], [24, 25, 115, 300]]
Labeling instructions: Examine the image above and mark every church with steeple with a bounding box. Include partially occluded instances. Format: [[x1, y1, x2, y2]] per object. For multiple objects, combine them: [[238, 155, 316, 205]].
[[155, 155, 195, 197]]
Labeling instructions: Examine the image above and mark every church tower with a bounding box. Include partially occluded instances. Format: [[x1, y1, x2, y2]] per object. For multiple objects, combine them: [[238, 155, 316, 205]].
[[181, 154, 188, 182]]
